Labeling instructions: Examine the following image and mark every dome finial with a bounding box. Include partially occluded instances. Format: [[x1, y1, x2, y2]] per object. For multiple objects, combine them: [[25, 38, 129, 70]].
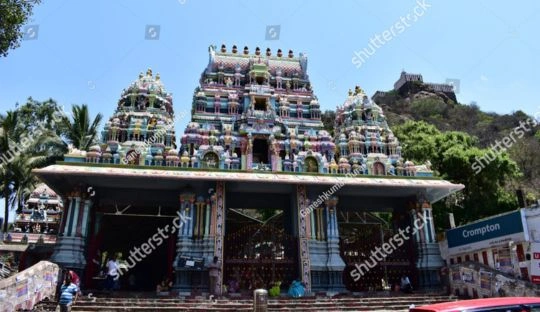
[[147, 68, 153, 77]]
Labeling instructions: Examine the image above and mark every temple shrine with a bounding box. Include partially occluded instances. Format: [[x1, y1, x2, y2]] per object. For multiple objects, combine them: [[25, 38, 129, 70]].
[[1, 184, 63, 272], [33, 44, 463, 294]]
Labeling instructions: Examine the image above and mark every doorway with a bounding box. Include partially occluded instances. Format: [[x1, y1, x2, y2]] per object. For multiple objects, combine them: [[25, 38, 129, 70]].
[[223, 207, 298, 294], [98, 215, 175, 291], [252, 138, 269, 165]]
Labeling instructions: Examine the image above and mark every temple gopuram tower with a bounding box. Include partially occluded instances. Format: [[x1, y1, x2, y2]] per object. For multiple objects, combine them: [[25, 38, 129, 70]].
[[180, 44, 333, 173], [97, 68, 177, 166]]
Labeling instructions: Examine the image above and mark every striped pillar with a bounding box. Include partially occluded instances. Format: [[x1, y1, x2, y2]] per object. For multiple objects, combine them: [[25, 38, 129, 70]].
[[214, 181, 226, 295], [79, 199, 92, 238], [296, 184, 311, 292], [67, 197, 80, 237], [204, 201, 211, 237], [62, 197, 74, 236]]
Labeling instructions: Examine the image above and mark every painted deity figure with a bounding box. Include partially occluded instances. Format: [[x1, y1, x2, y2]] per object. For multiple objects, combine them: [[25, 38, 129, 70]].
[[234, 64, 242, 86], [292, 71, 299, 89], [137, 97, 146, 111], [225, 77, 233, 87], [217, 62, 224, 84], [276, 68, 283, 89], [133, 119, 142, 141], [279, 96, 289, 117], [228, 92, 239, 115], [290, 132, 297, 153], [370, 132, 377, 153]]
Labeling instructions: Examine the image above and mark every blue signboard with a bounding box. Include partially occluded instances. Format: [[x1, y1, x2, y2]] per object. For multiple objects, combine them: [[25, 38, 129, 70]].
[[447, 210, 524, 250]]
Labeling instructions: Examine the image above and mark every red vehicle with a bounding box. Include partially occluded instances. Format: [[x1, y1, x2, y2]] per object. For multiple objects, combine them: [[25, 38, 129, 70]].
[[410, 297, 540, 312]]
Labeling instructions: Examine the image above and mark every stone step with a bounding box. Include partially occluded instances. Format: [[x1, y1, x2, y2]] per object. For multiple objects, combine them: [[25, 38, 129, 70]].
[[34, 295, 456, 311], [73, 295, 453, 303]]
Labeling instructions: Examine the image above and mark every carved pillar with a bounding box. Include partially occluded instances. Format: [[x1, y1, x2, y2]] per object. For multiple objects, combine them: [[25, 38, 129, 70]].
[[213, 181, 225, 296], [296, 185, 312, 293], [325, 197, 346, 292], [412, 197, 444, 289], [307, 194, 346, 293], [204, 199, 211, 237], [174, 190, 196, 294], [307, 197, 328, 292], [51, 187, 90, 271], [174, 185, 221, 295]]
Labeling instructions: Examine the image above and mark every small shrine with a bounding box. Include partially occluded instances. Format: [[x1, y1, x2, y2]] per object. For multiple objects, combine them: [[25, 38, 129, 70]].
[[2, 184, 63, 271]]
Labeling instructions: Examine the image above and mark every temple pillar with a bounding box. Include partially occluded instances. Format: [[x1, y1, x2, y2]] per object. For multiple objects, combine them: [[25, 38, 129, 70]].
[[174, 190, 197, 294], [213, 181, 225, 296], [325, 197, 346, 292], [174, 184, 221, 295], [51, 187, 91, 272], [305, 193, 346, 293], [412, 198, 444, 289], [296, 185, 312, 293], [308, 205, 328, 292]]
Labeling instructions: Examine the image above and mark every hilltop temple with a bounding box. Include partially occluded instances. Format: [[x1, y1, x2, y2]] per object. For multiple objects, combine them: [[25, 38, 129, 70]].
[[33, 45, 463, 294]]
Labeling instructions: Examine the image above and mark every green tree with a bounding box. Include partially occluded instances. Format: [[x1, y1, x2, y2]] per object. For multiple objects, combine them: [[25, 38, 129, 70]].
[[61, 104, 103, 150], [0, 110, 20, 232], [508, 136, 540, 200], [392, 120, 520, 229], [0, 0, 41, 57], [0, 99, 66, 232], [392, 121, 439, 165]]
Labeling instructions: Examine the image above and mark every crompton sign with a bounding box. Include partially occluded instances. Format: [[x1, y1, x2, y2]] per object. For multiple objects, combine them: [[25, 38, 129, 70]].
[[446, 210, 527, 256]]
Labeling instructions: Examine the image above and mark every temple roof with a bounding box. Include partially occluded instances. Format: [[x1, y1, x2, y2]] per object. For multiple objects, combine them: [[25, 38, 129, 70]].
[[34, 163, 463, 204], [210, 44, 306, 76]]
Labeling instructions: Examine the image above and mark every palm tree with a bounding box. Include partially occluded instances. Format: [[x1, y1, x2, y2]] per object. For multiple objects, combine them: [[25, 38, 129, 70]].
[[11, 130, 64, 210], [1, 108, 66, 233], [0, 111, 21, 233], [62, 104, 103, 150]]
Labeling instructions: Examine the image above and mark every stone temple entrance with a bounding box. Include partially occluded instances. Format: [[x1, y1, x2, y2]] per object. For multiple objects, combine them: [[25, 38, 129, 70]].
[[224, 208, 298, 293]]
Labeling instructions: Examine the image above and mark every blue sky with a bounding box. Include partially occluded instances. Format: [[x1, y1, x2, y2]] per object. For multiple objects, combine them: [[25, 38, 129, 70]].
[[1, 1, 539, 220]]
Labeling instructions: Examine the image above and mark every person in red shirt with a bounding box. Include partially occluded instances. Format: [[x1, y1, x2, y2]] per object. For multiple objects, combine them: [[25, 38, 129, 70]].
[[68, 270, 80, 287], [65, 270, 81, 295]]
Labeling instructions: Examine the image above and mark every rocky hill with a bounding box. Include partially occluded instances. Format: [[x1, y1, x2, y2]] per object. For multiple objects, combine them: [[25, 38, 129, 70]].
[[374, 87, 540, 202]]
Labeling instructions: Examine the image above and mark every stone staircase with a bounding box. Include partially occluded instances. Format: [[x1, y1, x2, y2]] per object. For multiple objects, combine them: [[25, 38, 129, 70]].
[[34, 293, 456, 311]]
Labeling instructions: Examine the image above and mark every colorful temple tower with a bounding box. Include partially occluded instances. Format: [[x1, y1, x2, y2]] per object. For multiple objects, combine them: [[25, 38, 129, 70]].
[[333, 86, 421, 176], [33, 45, 464, 294], [180, 44, 332, 173], [67, 68, 177, 166]]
